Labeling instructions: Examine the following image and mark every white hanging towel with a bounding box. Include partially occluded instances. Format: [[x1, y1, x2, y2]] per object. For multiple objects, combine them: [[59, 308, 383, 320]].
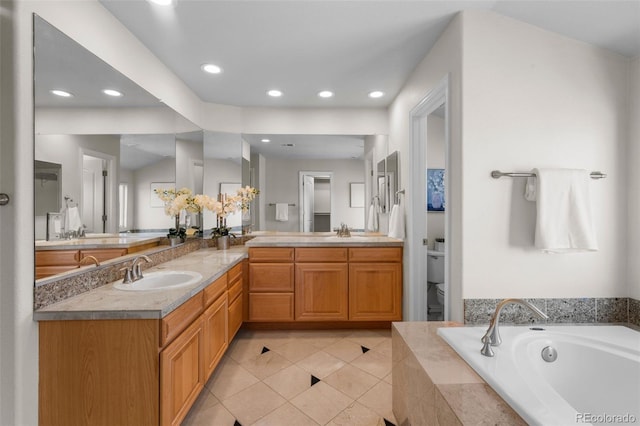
[[64, 206, 83, 232], [388, 202, 405, 240], [366, 198, 380, 232], [526, 168, 598, 253], [275, 203, 289, 222]]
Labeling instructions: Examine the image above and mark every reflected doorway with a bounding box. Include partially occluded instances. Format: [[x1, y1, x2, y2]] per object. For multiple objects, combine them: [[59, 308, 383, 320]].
[[299, 171, 333, 232]]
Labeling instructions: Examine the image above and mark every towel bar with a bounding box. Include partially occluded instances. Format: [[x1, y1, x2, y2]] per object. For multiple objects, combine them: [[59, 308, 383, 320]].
[[268, 203, 296, 206], [491, 170, 606, 180]]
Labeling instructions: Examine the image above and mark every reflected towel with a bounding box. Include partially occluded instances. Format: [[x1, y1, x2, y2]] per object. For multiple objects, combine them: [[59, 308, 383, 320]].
[[388, 202, 405, 240], [528, 168, 597, 253], [65, 206, 83, 232], [275, 203, 289, 222], [367, 199, 379, 232]]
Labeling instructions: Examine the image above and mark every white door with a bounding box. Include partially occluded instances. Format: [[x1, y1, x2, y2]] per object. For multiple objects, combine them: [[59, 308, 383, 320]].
[[82, 155, 104, 233], [302, 175, 314, 232]]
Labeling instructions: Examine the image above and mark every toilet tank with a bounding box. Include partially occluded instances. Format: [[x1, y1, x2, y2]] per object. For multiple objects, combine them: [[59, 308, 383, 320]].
[[427, 250, 445, 283]]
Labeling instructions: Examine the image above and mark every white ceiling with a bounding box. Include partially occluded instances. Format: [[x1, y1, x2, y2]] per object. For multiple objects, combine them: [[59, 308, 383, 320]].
[[99, 0, 640, 108], [243, 134, 365, 160]]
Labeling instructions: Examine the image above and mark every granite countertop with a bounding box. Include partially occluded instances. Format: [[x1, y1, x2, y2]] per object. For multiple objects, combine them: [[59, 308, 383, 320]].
[[245, 233, 403, 247], [35, 234, 162, 251], [33, 246, 248, 321]]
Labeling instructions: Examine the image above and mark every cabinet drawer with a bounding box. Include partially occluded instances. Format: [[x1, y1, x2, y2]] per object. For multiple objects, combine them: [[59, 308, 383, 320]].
[[349, 247, 402, 263], [36, 250, 79, 266], [295, 247, 348, 262], [204, 274, 227, 307], [249, 293, 294, 321], [249, 247, 294, 262], [161, 292, 204, 347], [249, 263, 294, 292], [227, 262, 242, 285], [228, 278, 242, 304]]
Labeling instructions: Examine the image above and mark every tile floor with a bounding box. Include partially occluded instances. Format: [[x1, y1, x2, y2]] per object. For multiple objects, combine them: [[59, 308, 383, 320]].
[[183, 328, 397, 426]]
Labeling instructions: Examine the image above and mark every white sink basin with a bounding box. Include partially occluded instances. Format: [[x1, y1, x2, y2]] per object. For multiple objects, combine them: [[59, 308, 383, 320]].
[[114, 270, 202, 291]]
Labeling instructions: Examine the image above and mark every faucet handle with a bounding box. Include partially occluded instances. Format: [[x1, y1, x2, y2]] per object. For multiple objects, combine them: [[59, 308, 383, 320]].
[[120, 267, 133, 284]]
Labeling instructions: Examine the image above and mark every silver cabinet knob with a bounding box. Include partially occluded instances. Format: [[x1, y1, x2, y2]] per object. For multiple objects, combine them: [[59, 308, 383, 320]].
[[0, 193, 9, 206]]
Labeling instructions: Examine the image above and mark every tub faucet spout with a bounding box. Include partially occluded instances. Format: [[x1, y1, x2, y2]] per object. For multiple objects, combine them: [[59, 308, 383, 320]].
[[480, 298, 548, 357]]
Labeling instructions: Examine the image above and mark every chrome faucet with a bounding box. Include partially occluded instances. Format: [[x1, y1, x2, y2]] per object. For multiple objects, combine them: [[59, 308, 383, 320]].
[[336, 223, 351, 237], [121, 255, 152, 284], [131, 255, 152, 281], [480, 298, 548, 357]]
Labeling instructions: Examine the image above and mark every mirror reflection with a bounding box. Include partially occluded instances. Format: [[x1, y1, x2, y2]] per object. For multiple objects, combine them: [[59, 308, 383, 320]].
[[33, 15, 202, 280], [243, 134, 387, 233]]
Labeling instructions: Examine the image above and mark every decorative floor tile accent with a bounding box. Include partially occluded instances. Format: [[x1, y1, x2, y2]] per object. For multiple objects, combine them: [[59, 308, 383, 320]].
[[361, 346, 370, 353], [311, 375, 321, 386]]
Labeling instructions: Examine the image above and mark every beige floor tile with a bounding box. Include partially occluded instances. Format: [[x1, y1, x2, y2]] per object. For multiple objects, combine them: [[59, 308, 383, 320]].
[[222, 382, 286, 425], [290, 382, 354, 425], [238, 348, 293, 380], [182, 396, 236, 426], [323, 338, 368, 362], [271, 338, 322, 363], [357, 380, 396, 423], [226, 334, 273, 364], [383, 372, 393, 385], [206, 356, 260, 400], [323, 364, 381, 399], [373, 339, 393, 357], [251, 402, 319, 426], [297, 351, 346, 379], [351, 349, 392, 379], [327, 401, 388, 426], [263, 364, 313, 400]]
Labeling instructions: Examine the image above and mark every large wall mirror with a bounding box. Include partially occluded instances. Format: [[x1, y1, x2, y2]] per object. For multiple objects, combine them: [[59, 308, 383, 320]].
[[243, 134, 387, 233], [34, 15, 202, 280]]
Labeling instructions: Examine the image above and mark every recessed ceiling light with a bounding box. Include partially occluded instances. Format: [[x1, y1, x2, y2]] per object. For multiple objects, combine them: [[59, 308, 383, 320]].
[[318, 90, 334, 98], [147, 0, 174, 6], [368, 91, 385, 99], [103, 89, 123, 97], [51, 89, 73, 98], [267, 89, 283, 98], [201, 63, 223, 74], [261, 139, 271, 143]]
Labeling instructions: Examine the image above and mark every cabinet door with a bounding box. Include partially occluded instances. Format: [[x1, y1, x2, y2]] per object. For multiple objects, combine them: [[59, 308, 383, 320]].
[[202, 293, 228, 381], [160, 318, 204, 426], [228, 294, 243, 340], [80, 248, 127, 263], [349, 263, 402, 321], [295, 263, 348, 321]]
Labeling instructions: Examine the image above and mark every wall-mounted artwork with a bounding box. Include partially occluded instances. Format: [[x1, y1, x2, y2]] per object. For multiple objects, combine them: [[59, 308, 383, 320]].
[[427, 169, 445, 212], [349, 182, 365, 208]]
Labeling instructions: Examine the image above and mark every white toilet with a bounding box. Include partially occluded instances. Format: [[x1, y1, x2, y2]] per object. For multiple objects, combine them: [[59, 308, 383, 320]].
[[427, 250, 445, 307]]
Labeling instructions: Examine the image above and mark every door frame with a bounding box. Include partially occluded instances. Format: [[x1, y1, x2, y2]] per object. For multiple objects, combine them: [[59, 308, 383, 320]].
[[407, 75, 450, 321], [298, 171, 333, 232], [79, 147, 117, 234]]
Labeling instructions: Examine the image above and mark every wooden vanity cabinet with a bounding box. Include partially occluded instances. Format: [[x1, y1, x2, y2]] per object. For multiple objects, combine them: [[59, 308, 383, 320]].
[[39, 261, 244, 426], [247, 246, 403, 324], [227, 261, 244, 339], [35, 245, 158, 279]]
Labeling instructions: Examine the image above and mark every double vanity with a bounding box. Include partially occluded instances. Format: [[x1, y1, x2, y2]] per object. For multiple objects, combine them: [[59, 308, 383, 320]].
[[34, 233, 403, 426]]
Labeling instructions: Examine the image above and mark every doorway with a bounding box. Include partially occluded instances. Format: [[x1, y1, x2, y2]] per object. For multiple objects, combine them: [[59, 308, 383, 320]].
[[299, 171, 333, 232], [407, 76, 450, 322], [80, 149, 116, 234]]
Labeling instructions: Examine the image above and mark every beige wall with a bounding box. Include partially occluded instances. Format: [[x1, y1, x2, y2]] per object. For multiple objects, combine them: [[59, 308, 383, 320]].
[[461, 11, 629, 299]]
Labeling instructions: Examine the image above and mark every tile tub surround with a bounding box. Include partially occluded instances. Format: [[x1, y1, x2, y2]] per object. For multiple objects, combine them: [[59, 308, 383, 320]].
[[464, 297, 637, 326], [33, 245, 247, 320], [392, 322, 525, 425]]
